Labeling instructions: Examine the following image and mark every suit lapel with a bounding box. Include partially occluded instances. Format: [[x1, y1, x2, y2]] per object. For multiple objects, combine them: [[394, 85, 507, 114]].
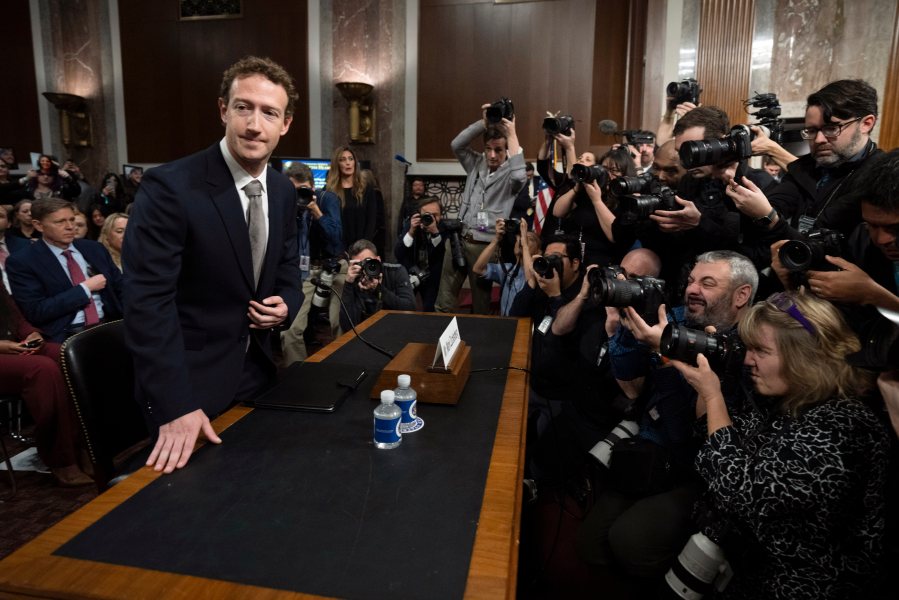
[[206, 146, 254, 290], [35, 241, 73, 289]]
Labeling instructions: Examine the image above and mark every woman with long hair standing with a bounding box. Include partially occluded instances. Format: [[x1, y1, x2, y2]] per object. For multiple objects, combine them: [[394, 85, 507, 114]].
[[326, 147, 380, 251]]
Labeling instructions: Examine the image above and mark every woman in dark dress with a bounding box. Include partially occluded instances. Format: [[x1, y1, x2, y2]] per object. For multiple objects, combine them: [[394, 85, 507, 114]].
[[326, 146, 378, 249], [0, 286, 91, 486]]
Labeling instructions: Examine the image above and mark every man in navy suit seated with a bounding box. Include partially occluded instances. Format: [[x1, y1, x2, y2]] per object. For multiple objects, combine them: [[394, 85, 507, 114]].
[[6, 197, 123, 342]]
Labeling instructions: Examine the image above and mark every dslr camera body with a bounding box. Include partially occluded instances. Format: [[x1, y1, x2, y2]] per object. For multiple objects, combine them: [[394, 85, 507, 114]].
[[359, 257, 383, 280], [667, 78, 702, 109], [296, 186, 314, 215], [679, 124, 758, 170], [778, 228, 844, 272], [543, 114, 574, 136], [571, 163, 609, 186], [486, 97, 514, 124], [587, 273, 666, 325], [660, 324, 746, 371], [532, 254, 564, 280], [612, 174, 681, 222]]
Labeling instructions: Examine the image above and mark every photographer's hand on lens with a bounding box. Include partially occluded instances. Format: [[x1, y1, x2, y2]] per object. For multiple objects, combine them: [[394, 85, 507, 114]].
[[494, 217, 506, 242], [622, 303, 668, 352], [358, 274, 382, 291], [650, 196, 701, 231], [584, 180, 604, 205], [670, 353, 727, 419], [769, 240, 792, 289], [307, 199, 323, 220], [554, 128, 575, 149], [346, 261, 362, 284], [409, 213, 421, 235], [725, 176, 774, 220], [807, 257, 898, 308]]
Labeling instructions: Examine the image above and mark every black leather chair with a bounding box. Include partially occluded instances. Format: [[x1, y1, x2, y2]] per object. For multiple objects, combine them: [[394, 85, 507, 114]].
[[60, 320, 148, 489]]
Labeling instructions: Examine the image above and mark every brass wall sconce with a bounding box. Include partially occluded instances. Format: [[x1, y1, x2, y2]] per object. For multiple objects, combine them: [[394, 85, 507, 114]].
[[42, 92, 93, 148], [336, 82, 375, 144]]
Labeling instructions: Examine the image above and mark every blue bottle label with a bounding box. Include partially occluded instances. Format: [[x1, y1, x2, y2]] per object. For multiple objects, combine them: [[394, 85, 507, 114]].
[[395, 398, 417, 424], [374, 415, 401, 444]]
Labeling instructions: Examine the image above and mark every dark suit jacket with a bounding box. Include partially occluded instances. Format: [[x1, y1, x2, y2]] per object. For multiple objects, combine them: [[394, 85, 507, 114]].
[[6, 238, 123, 342], [123, 143, 301, 427], [4, 235, 29, 255]]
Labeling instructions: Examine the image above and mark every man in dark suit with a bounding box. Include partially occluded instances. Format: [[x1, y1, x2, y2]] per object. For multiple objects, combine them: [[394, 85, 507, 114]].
[[123, 56, 302, 473], [7, 197, 123, 341]]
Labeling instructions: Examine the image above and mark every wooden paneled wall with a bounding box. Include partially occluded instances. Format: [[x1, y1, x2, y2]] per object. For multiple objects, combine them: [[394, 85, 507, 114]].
[[695, 0, 756, 129], [590, 0, 649, 148], [418, 0, 601, 161], [879, 2, 899, 151], [118, 0, 309, 163], [2, 0, 41, 164]]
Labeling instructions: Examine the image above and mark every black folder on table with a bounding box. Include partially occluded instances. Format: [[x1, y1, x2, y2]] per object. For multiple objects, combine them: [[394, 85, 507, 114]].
[[251, 361, 367, 413]]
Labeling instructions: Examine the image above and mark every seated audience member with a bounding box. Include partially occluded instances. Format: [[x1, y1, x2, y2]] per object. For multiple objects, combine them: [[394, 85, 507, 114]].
[[394, 195, 446, 312], [92, 172, 127, 216], [396, 177, 427, 240], [0, 285, 91, 486], [86, 204, 105, 240], [98, 212, 128, 272], [339, 239, 415, 331], [280, 162, 344, 365], [577, 250, 757, 589], [673, 290, 888, 599], [72, 209, 88, 239], [9, 200, 39, 240], [0, 148, 16, 171], [21, 160, 80, 202], [0, 161, 26, 204], [6, 198, 123, 342], [0, 207, 28, 294], [471, 217, 538, 316]]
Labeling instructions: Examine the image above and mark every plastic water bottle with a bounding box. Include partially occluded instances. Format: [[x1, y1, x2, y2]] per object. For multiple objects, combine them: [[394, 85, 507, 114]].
[[373, 390, 402, 449], [394, 374, 424, 434]]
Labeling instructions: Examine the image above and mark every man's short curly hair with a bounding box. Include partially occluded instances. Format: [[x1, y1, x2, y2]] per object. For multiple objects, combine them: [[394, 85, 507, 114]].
[[219, 56, 299, 117]]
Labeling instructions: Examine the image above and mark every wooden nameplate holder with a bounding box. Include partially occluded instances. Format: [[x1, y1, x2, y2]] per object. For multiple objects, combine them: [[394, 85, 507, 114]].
[[371, 341, 472, 405]]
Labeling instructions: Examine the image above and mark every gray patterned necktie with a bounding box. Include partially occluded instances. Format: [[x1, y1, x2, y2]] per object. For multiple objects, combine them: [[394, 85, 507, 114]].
[[244, 179, 266, 286]]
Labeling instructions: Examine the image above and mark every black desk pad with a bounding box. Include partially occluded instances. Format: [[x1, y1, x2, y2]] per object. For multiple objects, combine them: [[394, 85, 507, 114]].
[[56, 314, 520, 600]]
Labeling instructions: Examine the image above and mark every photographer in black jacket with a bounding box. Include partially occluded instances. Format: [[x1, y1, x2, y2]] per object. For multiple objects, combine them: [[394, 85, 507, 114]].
[[339, 239, 416, 331], [394, 196, 445, 312]]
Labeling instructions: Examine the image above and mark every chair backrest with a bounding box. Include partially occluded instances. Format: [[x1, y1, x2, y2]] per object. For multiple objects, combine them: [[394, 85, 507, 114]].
[[60, 320, 147, 487]]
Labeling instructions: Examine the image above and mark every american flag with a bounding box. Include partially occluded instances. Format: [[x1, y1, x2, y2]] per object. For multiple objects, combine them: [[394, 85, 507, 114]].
[[533, 176, 553, 235]]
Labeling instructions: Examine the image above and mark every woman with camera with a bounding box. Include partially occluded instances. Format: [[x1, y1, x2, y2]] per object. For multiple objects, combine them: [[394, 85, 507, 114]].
[[550, 147, 636, 267], [672, 290, 889, 598]]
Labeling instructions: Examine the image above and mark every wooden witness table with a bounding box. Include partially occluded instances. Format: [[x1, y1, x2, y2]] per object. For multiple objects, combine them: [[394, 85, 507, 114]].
[[0, 311, 531, 600]]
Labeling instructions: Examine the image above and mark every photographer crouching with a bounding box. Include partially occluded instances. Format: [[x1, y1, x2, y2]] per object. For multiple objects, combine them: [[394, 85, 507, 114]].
[[576, 250, 757, 593], [394, 196, 446, 312], [339, 239, 416, 331]]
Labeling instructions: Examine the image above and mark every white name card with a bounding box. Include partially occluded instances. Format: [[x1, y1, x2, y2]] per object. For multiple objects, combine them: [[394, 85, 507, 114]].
[[433, 317, 462, 369]]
